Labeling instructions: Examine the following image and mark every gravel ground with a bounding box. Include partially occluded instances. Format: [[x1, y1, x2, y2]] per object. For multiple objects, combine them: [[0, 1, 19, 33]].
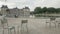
[[0, 17, 60, 34]]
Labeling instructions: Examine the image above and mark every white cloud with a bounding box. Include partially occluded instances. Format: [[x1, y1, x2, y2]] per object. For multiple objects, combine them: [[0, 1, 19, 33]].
[[0, 0, 60, 11], [0, 1, 16, 8]]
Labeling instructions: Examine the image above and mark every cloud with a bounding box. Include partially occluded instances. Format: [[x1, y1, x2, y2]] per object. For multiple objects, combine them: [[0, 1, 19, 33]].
[[0, 1, 16, 8], [0, 0, 60, 11]]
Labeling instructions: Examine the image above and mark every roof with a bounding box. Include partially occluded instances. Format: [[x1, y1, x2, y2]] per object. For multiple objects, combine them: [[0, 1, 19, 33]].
[[13, 7, 18, 9], [1, 5, 8, 8], [24, 7, 30, 9]]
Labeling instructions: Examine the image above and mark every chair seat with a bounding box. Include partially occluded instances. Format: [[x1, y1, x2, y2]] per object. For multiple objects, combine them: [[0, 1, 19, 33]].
[[4, 26, 15, 30]]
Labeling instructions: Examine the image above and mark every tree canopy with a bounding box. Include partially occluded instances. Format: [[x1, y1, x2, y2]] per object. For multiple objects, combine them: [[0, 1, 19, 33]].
[[34, 7, 42, 14], [33, 7, 60, 14]]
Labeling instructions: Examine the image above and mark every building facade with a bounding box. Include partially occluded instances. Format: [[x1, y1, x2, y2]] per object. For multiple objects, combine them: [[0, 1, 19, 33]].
[[1, 5, 8, 15], [0, 5, 30, 18]]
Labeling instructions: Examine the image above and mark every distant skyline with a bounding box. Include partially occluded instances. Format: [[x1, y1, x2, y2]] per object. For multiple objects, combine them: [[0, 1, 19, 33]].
[[0, 0, 60, 11]]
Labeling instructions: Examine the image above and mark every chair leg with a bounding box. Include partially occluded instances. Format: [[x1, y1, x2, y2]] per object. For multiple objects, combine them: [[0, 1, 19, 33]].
[[54, 23, 56, 28], [8, 28, 10, 34], [17, 26, 19, 34], [2, 24, 4, 34], [14, 28, 16, 34], [26, 23, 28, 34], [49, 23, 51, 28], [21, 23, 28, 34], [46, 23, 47, 28], [46, 22, 49, 27], [9, 29, 12, 34], [58, 23, 60, 27], [21, 24, 22, 34]]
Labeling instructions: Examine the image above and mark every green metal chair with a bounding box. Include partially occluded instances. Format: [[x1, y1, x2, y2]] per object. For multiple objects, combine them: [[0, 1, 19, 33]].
[[21, 20, 28, 34]]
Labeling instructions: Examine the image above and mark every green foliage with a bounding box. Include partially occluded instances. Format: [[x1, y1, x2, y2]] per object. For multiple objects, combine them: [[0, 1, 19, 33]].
[[34, 7, 42, 14], [33, 7, 60, 14], [56, 8, 60, 13], [47, 7, 56, 13], [42, 7, 47, 13]]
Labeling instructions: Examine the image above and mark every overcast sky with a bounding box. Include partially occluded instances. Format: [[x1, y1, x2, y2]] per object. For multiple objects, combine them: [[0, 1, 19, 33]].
[[0, 0, 60, 11]]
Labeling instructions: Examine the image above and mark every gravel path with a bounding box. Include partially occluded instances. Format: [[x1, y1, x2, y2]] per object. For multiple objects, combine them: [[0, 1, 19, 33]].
[[0, 18, 60, 34]]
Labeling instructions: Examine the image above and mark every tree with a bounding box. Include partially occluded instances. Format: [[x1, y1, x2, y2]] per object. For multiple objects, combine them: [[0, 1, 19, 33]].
[[47, 7, 56, 13], [56, 8, 60, 13], [42, 7, 47, 13], [34, 7, 58, 14], [34, 7, 42, 14]]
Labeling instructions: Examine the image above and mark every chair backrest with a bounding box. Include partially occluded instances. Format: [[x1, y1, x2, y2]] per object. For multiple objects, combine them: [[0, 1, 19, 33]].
[[21, 20, 28, 24], [1, 18, 7, 24], [9, 26, 15, 30], [0, 15, 7, 24], [50, 17, 56, 21]]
